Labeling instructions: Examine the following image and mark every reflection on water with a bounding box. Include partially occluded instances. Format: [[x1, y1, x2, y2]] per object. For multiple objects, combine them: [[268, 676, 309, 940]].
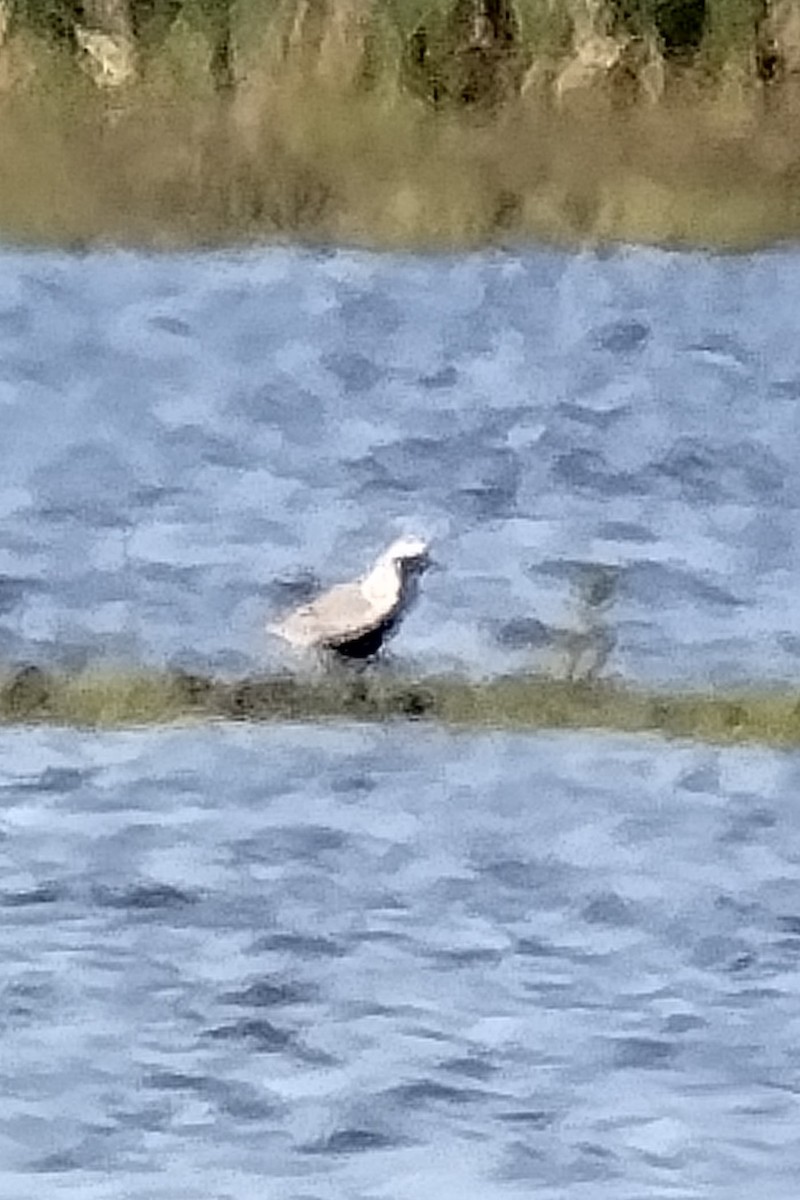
[[1, 245, 800, 684], [1, 721, 799, 1196]]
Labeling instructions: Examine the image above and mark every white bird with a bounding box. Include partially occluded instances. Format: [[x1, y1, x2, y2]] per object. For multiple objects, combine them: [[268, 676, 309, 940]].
[[268, 535, 431, 662]]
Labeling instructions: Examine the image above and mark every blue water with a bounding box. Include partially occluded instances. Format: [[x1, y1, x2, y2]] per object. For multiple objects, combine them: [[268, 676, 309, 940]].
[[3, 243, 800, 1197], [2, 722, 800, 1199], [2, 244, 800, 682]]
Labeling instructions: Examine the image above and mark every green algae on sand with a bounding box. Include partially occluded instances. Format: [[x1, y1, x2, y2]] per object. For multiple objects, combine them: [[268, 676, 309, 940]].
[[4, 665, 800, 749]]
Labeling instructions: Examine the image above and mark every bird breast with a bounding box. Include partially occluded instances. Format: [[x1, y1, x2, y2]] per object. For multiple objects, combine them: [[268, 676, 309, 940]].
[[359, 560, 403, 610]]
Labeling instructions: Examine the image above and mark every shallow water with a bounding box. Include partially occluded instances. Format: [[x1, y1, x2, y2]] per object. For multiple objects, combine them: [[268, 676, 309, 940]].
[[2, 721, 800, 1198], [2, 244, 800, 683]]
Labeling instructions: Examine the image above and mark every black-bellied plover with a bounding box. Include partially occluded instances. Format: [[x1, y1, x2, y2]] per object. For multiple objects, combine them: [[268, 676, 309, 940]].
[[268, 535, 431, 662]]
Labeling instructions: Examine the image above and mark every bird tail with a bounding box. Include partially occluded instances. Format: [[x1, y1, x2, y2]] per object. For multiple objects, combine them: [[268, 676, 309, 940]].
[[267, 614, 315, 648]]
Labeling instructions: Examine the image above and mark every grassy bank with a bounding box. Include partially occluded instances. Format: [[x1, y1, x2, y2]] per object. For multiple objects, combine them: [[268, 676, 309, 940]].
[[4, 665, 800, 747], [1, 1, 800, 250], [4, 83, 800, 251]]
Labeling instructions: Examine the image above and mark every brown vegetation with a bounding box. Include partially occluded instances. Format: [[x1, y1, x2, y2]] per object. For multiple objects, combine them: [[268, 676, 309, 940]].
[[0, 0, 799, 249]]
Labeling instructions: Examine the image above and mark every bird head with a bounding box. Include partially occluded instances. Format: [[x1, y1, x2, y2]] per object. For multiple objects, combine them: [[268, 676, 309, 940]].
[[382, 535, 432, 575]]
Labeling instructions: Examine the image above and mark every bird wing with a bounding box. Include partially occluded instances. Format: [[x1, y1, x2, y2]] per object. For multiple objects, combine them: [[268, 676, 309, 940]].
[[273, 582, 385, 648]]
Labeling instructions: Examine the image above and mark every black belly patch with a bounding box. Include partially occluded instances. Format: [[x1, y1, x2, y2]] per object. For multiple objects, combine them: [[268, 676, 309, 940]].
[[328, 616, 398, 660]]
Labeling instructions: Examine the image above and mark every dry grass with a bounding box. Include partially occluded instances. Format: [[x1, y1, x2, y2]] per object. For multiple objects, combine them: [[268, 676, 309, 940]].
[[1, 19, 800, 250]]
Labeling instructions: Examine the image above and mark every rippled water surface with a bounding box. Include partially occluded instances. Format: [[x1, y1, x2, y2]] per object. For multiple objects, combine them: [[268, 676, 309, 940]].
[[4, 244, 800, 1197], [2, 244, 800, 681], [2, 722, 800, 1198]]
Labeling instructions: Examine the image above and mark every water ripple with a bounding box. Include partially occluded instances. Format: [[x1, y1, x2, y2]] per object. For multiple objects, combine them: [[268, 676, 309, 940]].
[[2, 246, 799, 683]]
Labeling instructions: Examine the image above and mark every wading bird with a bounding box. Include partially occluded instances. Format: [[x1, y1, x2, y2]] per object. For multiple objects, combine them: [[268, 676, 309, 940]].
[[268, 535, 432, 663]]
